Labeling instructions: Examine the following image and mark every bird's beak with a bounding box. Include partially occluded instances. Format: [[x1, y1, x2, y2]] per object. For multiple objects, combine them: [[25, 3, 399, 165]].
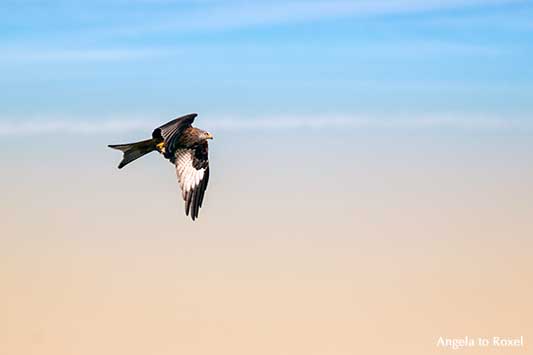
[[206, 133, 214, 140]]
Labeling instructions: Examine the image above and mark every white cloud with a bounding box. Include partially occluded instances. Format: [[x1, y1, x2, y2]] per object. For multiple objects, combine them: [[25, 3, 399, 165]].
[[27, 0, 519, 37], [0, 39, 497, 62], [126, 0, 524, 33], [4, 0, 521, 61], [0, 113, 523, 136], [0, 119, 154, 135], [0, 48, 177, 62]]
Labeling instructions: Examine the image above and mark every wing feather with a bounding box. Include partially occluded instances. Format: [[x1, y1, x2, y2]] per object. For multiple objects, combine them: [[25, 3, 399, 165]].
[[152, 113, 197, 154], [173, 145, 209, 220]]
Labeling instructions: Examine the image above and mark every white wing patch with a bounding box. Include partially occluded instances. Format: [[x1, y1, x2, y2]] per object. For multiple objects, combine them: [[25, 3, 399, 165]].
[[174, 149, 206, 199]]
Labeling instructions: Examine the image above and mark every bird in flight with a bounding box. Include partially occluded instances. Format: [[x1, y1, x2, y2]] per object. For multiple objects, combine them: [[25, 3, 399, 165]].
[[108, 113, 212, 220]]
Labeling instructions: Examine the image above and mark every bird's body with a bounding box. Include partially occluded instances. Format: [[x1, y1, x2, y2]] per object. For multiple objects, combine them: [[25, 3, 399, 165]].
[[108, 113, 212, 220]]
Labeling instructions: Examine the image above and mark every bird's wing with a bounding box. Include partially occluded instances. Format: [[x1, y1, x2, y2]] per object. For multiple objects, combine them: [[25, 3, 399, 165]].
[[152, 113, 197, 152], [174, 142, 209, 221]]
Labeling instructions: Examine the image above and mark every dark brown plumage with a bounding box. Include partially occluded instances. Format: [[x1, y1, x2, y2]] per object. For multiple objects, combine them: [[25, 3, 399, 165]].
[[108, 113, 213, 221]]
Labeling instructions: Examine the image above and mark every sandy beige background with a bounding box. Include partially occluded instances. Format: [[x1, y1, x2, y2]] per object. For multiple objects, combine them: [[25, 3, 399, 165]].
[[1, 130, 531, 354]]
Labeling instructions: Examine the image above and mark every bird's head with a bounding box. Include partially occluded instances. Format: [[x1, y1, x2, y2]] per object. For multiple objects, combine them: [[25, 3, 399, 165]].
[[200, 130, 214, 140]]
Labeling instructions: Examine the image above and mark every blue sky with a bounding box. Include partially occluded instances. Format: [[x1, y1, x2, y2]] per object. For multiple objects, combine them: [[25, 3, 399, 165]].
[[1, 0, 532, 133]]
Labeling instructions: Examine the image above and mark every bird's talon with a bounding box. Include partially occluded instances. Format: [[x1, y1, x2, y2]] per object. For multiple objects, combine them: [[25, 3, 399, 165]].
[[156, 142, 165, 153]]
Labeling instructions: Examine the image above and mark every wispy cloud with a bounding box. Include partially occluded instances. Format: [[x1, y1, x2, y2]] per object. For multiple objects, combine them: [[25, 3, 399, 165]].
[[208, 114, 520, 130], [0, 114, 524, 136], [3, 0, 522, 62], [0, 119, 154, 136], [420, 11, 533, 31], [0, 38, 501, 63], [7, 0, 525, 39], [0, 48, 177, 62], [111, 0, 525, 34]]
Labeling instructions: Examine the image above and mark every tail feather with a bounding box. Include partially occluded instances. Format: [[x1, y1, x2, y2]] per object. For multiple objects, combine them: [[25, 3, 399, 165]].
[[108, 138, 157, 169]]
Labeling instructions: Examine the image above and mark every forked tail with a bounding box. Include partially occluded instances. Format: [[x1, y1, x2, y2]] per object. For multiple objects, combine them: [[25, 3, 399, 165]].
[[108, 138, 157, 169]]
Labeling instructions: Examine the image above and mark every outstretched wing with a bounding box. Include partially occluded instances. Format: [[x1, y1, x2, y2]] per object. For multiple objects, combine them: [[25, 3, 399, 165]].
[[152, 113, 197, 154], [173, 142, 209, 221]]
